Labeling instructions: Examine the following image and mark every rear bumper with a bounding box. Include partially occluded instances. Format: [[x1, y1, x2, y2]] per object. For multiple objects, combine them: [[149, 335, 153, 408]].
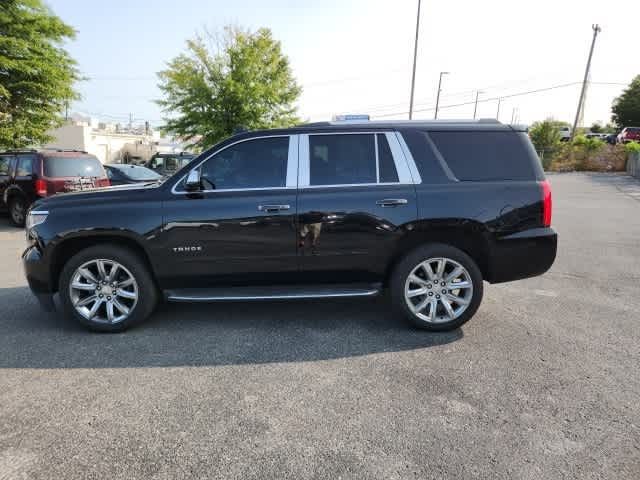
[[487, 227, 557, 283], [22, 244, 55, 311]]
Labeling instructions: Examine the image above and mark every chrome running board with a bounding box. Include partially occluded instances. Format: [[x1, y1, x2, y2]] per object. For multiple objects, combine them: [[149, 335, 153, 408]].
[[165, 283, 381, 302]]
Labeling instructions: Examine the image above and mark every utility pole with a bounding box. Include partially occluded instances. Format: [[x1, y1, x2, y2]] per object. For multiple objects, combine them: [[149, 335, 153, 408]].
[[434, 71, 449, 119], [571, 24, 601, 141], [473, 91, 483, 119], [496, 97, 501, 120], [408, 0, 421, 120]]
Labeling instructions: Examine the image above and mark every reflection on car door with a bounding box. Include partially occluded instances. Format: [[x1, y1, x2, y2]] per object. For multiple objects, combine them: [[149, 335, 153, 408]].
[[158, 135, 300, 288], [296, 132, 418, 283]]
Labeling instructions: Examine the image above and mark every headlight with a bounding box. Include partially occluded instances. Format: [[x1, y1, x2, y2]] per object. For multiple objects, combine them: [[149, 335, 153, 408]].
[[26, 210, 48, 230]]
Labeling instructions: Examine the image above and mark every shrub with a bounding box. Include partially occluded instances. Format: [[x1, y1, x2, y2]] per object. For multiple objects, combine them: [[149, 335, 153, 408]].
[[624, 141, 640, 154]]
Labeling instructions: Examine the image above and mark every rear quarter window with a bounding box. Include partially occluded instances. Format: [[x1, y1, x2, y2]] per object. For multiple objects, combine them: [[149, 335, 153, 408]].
[[428, 131, 538, 181]]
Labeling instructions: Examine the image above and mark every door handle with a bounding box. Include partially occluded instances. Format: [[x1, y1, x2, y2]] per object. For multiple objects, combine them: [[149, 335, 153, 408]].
[[376, 198, 408, 207], [258, 204, 290, 212]]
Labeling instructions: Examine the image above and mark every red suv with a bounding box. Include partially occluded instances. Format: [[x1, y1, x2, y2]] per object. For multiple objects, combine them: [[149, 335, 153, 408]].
[[0, 149, 110, 226], [617, 127, 640, 144]]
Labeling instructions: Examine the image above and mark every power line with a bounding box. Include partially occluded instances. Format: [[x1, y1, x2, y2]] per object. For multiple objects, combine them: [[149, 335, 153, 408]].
[[371, 81, 582, 118]]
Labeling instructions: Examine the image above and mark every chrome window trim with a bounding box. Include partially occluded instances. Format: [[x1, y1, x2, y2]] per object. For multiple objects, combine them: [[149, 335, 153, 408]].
[[422, 131, 459, 182], [394, 132, 423, 184], [171, 134, 297, 195], [299, 131, 413, 188], [298, 134, 310, 187], [299, 182, 413, 190], [286, 134, 299, 188], [384, 132, 414, 184]]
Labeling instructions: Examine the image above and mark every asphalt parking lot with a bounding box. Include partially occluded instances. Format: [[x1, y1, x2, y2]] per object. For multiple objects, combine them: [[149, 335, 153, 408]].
[[1, 173, 639, 479]]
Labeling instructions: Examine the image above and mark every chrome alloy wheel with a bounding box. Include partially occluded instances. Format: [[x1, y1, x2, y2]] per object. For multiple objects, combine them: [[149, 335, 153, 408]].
[[404, 257, 474, 324], [69, 259, 139, 324]]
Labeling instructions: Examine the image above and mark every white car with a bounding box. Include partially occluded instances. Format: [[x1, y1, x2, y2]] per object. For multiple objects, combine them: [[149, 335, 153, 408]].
[[559, 126, 571, 142]]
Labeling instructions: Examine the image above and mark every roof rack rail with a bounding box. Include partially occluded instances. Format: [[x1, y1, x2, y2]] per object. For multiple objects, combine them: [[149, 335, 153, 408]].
[[1, 148, 38, 153], [41, 148, 88, 154]]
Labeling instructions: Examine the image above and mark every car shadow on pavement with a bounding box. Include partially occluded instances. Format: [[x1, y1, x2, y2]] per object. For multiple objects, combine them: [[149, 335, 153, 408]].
[[0, 286, 462, 369]]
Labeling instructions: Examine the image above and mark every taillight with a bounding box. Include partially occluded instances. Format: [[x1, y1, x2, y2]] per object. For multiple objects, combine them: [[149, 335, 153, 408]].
[[540, 180, 552, 227], [35, 179, 48, 197]]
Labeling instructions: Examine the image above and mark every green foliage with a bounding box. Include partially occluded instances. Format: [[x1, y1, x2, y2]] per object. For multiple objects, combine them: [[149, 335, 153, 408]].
[[572, 134, 604, 151], [0, 0, 80, 148], [612, 75, 640, 128], [624, 141, 640, 153], [589, 122, 603, 133], [157, 26, 302, 150], [528, 118, 566, 168]]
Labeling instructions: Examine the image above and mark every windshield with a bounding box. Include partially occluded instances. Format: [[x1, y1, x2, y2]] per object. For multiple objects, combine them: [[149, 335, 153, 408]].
[[117, 166, 162, 181], [44, 156, 105, 178]]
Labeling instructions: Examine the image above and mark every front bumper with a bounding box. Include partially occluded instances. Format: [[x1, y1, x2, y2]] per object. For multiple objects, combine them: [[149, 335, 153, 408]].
[[22, 244, 55, 312], [487, 227, 558, 283]]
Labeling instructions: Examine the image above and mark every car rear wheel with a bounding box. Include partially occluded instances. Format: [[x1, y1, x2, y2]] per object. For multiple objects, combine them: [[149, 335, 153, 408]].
[[390, 243, 483, 331], [9, 196, 27, 227], [59, 245, 158, 332]]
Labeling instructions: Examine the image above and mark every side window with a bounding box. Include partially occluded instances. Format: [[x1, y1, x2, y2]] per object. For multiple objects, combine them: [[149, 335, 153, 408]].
[[16, 156, 34, 176], [377, 134, 399, 183], [151, 157, 163, 169], [428, 131, 536, 181], [165, 157, 178, 172], [0, 155, 11, 176], [105, 168, 114, 180], [309, 134, 376, 186], [199, 136, 289, 190]]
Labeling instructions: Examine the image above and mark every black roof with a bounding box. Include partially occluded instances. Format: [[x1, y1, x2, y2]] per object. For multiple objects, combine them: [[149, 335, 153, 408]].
[[232, 119, 522, 140]]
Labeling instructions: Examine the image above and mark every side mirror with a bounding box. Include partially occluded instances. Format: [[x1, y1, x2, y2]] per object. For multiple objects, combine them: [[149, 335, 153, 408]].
[[184, 169, 202, 192]]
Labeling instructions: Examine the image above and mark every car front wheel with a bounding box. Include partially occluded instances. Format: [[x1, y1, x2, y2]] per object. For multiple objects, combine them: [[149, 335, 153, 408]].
[[391, 243, 483, 331], [59, 245, 158, 332]]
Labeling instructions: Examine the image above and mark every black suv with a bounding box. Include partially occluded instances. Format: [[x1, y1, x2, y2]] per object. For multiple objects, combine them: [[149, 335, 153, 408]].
[[1, 149, 109, 226], [23, 120, 557, 332]]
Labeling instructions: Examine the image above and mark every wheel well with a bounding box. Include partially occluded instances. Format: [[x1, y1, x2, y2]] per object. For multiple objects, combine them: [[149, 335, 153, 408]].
[[50, 236, 158, 293], [384, 227, 491, 285]]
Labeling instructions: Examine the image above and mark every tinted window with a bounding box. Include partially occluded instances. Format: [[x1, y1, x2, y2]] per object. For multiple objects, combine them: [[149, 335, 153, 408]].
[[117, 166, 161, 181], [199, 136, 289, 189], [43, 156, 105, 177], [0, 156, 11, 175], [377, 134, 399, 183], [16, 155, 34, 176], [310, 134, 376, 186], [429, 131, 536, 181]]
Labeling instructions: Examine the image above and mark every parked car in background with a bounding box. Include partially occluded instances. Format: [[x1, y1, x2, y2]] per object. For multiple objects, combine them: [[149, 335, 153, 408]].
[[559, 126, 571, 141], [104, 164, 162, 186], [605, 133, 617, 145], [617, 127, 640, 144], [23, 119, 557, 332], [146, 152, 195, 177], [0, 149, 109, 226], [585, 132, 608, 140]]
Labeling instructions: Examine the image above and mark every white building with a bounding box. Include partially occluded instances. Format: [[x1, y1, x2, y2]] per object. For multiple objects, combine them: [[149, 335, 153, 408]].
[[44, 120, 183, 164]]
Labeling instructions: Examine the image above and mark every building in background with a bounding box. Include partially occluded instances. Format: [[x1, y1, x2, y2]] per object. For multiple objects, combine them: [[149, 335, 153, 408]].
[[43, 117, 186, 164]]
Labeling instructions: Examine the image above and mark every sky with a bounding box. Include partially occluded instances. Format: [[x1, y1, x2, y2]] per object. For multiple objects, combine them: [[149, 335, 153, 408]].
[[45, 0, 637, 129]]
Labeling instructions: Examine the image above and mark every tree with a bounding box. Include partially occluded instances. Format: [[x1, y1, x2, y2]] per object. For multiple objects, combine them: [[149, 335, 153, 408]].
[[529, 119, 568, 169], [157, 26, 301, 150], [612, 75, 640, 128], [0, 0, 80, 148], [589, 122, 603, 133]]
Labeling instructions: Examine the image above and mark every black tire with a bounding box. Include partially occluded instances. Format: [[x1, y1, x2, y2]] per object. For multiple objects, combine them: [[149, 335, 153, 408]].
[[390, 243, 483, 331], [8, 196, 27, 227], [59, 244, 158, 332]]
